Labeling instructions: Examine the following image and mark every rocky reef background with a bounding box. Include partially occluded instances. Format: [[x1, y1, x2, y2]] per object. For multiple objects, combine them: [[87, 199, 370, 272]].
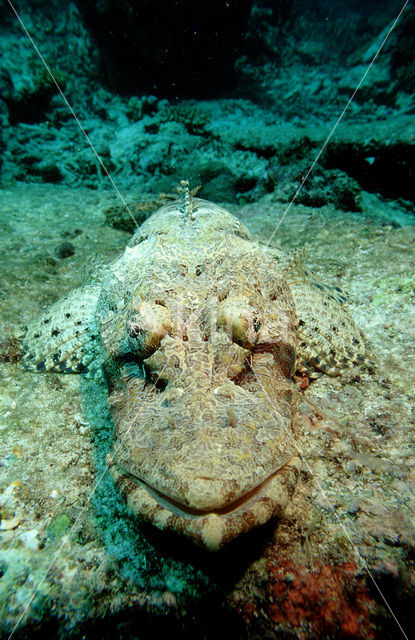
[[0, 0, 414, 213], [0, 1, 414, 639]]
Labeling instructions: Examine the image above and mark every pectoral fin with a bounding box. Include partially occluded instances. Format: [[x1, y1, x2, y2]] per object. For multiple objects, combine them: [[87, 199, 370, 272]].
[[22, 285, 101, 373]]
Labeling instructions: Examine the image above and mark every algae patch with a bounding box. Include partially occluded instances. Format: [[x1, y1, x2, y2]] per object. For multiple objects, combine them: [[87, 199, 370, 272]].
[[371, 271, 415, 306]]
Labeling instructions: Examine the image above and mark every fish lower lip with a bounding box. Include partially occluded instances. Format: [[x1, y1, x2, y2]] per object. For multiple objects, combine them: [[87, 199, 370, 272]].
[[117, 461, 293, 516]]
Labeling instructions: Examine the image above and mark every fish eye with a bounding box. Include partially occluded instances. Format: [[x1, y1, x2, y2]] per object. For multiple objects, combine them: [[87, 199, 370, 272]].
[[217, 297, 262, 349], [127, 301, 172, 358]]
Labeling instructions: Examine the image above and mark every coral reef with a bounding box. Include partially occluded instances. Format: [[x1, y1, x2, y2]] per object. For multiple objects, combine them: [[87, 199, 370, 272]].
[[1, 1, 414, 206]]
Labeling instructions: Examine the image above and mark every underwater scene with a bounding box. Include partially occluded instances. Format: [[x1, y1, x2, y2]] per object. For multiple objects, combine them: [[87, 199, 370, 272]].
[[0, 1, 414, 638]]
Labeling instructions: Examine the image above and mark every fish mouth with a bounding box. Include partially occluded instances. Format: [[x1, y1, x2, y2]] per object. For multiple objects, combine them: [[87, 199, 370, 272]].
[[107, 453, 300, 550], [117, 461, 293, 515]]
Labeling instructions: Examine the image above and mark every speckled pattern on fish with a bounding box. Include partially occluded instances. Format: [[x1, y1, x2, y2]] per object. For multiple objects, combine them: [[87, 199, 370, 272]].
[[22, 197, 373, 550]]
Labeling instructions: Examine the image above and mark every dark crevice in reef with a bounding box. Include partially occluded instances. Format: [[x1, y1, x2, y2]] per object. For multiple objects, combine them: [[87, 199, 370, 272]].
[[323, 142, 415, 203], [8, 599, 248, 640], [73, 0, 253, 98]]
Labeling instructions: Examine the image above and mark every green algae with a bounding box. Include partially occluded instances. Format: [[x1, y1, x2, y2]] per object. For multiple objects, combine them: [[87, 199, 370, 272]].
[[371, 271, 415, 306], [47, 513, 72, 541], [81, 375, 212, 599]]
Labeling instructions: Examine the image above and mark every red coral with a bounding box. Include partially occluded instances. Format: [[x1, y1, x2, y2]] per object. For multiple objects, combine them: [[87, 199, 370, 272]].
[[266, 559, 375, 638]]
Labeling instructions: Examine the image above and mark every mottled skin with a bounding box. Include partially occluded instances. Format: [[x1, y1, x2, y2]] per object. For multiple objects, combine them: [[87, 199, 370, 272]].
[[22, 198, 372, 550]]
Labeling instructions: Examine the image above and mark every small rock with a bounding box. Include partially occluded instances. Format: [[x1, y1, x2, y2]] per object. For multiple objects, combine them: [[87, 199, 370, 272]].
[[19, 529, 41, 550], [0, 530, 15, 543], [346, 503, 360, 515], [61, 228, 82, 239], [162, 591, 177, 607], [283, 572, 295, 583], [55, 241, 75, 259], [12, 445, 23, 458], [0, 516, 22, 530]]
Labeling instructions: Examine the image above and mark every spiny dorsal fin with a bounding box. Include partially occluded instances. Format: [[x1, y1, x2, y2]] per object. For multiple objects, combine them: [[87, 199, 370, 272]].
[[178, 179, 197, 220]]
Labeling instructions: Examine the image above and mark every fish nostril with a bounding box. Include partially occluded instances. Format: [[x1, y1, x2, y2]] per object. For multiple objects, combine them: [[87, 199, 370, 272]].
[[153, 378, 168, 391], [144, 366, 169, 391]]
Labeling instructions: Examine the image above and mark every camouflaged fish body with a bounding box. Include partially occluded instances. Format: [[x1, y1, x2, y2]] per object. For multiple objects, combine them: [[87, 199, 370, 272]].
[[22, 198, 372, 550]]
